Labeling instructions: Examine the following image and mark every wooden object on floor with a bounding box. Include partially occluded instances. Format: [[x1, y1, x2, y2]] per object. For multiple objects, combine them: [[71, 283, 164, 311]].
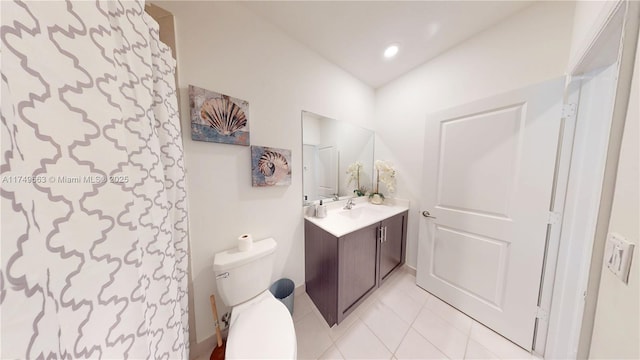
[[209, 294, 226, 360]]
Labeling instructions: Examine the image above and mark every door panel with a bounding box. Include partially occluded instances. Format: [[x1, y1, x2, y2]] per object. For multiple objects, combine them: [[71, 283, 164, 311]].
[[437, 104, 523, 218], [317, 145, 338, 198], [432, 225, 508, 307], [303, 144, 318, 201], [339, 223, 378, 316], [379, 212, 407, 282], [417, 78, 565, 350]]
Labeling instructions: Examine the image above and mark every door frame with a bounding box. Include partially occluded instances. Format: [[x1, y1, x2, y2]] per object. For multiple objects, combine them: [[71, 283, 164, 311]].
[[540, 1, 639, 358]]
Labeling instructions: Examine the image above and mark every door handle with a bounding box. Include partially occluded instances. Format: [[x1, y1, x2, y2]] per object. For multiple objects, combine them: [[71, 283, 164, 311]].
[[422, 210, 437, 219], [383, 226, 388, 242]]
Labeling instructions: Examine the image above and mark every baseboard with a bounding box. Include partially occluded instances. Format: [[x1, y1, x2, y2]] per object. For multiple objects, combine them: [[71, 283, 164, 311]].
[[403, 264, 417, 276], [190, 334, 216, 360], [294, 283, 306, 297], [189, 328, 229, 360]]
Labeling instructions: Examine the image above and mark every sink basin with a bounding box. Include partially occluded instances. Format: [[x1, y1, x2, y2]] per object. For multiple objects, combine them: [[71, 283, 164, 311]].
[[337, 207, 383, 220], [305, 200, 409, 238]]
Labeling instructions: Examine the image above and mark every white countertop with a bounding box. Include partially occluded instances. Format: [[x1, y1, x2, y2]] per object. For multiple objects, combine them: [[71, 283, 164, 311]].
[[304, 197, 410, 238]]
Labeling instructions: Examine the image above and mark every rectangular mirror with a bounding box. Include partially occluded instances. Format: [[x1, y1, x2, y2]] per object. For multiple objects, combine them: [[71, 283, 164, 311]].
[[302, 111, 375, 204]]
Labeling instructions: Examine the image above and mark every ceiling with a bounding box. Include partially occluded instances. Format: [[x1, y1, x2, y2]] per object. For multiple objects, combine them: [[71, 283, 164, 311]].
[[243, 1, 534, 88]]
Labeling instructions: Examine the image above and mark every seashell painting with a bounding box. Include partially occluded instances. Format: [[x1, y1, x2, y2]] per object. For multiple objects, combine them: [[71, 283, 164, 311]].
[[189, 85, 250, 145], [251, 146, 292, 187]]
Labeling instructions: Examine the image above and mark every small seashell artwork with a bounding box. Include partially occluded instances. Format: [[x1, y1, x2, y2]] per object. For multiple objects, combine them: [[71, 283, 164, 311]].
[[251, 146, 292, 187], [189, 85, 250, 145]]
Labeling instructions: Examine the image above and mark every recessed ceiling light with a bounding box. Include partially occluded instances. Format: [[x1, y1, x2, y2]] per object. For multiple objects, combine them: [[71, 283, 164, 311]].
[[383, 44, 399, 58]]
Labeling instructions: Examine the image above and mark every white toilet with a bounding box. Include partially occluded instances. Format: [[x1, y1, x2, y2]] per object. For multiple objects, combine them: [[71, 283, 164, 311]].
[[213, 238, 297, 359]]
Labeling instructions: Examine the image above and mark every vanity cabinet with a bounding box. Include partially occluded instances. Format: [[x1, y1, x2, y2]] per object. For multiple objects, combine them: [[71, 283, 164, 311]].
[[304, 211, 408, 326], [379, 214, 407, 282]]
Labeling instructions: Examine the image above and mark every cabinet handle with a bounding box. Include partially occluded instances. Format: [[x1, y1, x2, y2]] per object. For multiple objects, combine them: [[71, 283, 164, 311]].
[[379, 227, 384, 243], [384, 226, 388, 242]]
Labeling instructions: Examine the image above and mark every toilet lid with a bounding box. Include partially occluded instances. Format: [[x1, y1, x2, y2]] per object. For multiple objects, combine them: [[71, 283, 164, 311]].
[[226, 294, 297, 359]]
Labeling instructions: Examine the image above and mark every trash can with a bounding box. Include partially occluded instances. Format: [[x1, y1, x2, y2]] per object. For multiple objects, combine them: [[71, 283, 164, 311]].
[[270, 278, 295, 316]]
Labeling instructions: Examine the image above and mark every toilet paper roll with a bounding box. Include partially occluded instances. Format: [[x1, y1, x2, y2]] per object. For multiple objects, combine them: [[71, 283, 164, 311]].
[[238, 233, 253, 252]]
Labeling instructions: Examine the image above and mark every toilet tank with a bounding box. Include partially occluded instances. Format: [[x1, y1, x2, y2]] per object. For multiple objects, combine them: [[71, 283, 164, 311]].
[[213, 238, 277, 307]]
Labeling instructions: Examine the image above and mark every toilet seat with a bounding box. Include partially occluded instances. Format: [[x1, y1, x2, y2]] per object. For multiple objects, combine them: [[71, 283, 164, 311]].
[[226, 291, 297, 359]]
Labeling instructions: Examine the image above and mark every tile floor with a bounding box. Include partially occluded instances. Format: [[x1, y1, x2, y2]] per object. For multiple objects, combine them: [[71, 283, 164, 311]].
[[292, 268, 540, 360]]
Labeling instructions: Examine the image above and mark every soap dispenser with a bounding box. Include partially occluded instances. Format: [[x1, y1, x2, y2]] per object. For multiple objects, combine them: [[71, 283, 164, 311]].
[[304, 196, 316, 217], [316, 200, 327, 218]]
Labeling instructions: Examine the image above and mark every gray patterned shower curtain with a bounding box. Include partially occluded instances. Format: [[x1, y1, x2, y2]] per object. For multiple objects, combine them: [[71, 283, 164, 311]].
[[1, 1, 189, 358]]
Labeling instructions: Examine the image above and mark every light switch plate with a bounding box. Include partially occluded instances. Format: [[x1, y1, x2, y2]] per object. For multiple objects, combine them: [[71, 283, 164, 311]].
[[605, 233, 635, 284]]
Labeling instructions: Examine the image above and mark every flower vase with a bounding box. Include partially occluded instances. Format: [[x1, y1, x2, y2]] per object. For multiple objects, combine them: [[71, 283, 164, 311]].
[[370, 193, 384, 205]]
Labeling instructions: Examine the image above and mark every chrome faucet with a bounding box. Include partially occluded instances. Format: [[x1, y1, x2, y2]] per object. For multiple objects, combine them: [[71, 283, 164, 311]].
[[344, 198, 356, 210], [332, 193, 340, 201]]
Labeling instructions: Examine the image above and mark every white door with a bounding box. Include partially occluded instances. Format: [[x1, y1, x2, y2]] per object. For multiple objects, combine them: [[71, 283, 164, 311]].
[[416, 78, 565, 350], [317, 145, 338, 198], [303, 144, 318, 201]]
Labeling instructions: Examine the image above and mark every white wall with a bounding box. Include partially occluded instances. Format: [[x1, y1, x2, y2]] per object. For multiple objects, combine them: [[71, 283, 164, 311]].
[[589, 27, 640, 359], [568, 1, 620, 71], [374, 2, 576, 268], [157, 1, 375, 344]]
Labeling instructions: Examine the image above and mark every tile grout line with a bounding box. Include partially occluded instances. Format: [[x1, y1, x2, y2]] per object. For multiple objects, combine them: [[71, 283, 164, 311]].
[[358, 298, 414, 356], [329, 313, 357, 359], [408, 301, 456, 359], [423, 290, 476, 337], [393, 292, 431, 358], [391, 286, 446, 359], [462, 329, 472, 360], [377, 276, 427, 357], [369, 273, 437, 359]]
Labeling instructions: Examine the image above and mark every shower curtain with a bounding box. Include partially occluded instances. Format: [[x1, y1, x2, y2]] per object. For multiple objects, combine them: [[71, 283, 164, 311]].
[[1, 0, 189, 358]]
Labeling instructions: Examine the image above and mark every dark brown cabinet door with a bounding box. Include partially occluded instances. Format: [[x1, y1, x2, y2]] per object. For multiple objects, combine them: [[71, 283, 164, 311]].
[[338, 222, 378, 319], [304, 221, 339, 326], [379, 211, 407, 282]]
